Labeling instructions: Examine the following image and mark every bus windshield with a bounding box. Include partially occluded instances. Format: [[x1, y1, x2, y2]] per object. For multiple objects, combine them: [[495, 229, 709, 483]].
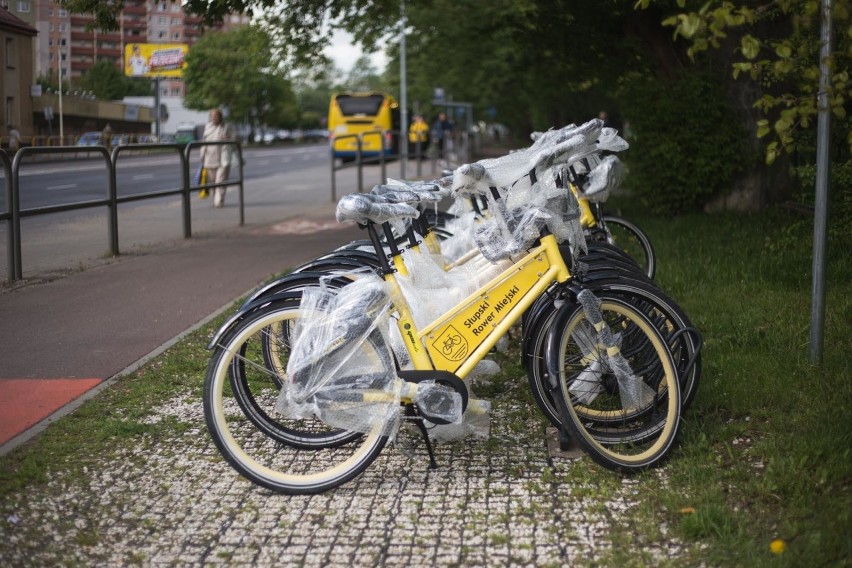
[[335, 94, 385, 116]]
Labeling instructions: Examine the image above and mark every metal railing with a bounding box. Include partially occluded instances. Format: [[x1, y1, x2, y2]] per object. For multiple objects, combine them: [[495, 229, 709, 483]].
[[329, 130, 437, 201], [1, 141, 243, 281], [330, 133, 388, 201]]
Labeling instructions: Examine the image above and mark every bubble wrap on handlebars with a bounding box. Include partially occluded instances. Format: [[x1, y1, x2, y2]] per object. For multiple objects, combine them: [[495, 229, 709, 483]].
[[336, 193, 421, 225], [275, 273, 463, 436], [573, 289, 656, 409], [579, 154, 625, 203], [452, 120, 603, 196]]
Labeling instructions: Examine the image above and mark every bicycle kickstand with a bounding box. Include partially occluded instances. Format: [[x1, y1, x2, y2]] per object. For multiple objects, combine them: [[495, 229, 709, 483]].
[[408, 406, 439, 469]]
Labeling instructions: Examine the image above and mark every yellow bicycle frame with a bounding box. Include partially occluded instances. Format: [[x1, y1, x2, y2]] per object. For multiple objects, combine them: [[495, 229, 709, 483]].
[[385, 233, 570, 379]]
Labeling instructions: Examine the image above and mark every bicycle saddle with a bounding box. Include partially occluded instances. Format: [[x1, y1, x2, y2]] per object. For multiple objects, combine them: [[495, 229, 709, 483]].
[[370, 185, 423, 205], [377, 179, 448, 202], [336, 193, 420, 225]]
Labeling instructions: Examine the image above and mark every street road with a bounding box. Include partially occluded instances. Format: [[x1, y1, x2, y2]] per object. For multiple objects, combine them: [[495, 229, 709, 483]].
[[2, 143, 329, 211]]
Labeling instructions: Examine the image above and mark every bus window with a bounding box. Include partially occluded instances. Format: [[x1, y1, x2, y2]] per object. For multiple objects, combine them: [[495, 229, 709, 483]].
[[329, 92, 399, 161]]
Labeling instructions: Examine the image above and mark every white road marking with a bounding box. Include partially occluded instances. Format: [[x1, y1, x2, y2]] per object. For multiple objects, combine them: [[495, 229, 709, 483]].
[[46, 183, 78, 190]]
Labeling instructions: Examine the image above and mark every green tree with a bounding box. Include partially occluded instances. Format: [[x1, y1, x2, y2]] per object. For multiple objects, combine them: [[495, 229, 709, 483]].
[[183, 26, 298, 133], [639, 0, 851, 164], [80, 60, 127, 100]]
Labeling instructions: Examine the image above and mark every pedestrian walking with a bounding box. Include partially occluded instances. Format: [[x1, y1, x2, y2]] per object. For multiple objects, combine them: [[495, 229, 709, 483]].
[[7, 125, 22, 153], [199, 109, 235, 208], [101, 124, 113, 151], [431, 112, 454, 163]]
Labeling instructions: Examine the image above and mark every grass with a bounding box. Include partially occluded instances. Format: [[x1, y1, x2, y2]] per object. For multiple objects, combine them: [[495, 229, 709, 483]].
[[1, 200, 850, 565]]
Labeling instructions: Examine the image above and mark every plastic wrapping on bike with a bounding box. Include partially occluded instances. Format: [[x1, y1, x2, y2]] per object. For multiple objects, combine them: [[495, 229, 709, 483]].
[[336, 193, 420, 225], [382, 178, 447, 202], [580, 155, 625, 203], [428, 397, 492, 443], [439, 208, 479, 261], [575, 289, 656, 409], [596, 127, 629, 153], [394, 245, 504, 328], [275, 273, 402, 437]]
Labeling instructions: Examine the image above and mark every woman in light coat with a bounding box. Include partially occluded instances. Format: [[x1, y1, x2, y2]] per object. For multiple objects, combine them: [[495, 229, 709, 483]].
[[199, 109, 235, 208]]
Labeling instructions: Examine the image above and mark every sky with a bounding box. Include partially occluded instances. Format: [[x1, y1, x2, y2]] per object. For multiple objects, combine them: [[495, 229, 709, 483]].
[[324, 29, 388, 73]]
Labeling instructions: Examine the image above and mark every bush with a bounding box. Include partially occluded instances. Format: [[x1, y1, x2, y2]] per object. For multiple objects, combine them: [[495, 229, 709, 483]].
[[618, 71, 753, 215]]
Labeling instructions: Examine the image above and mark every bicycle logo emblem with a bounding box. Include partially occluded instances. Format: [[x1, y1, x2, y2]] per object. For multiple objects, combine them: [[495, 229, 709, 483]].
[[432, 325, 468, 362]]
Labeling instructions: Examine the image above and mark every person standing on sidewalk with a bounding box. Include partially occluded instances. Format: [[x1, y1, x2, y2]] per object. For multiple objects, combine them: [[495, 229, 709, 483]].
[[199, 109, 235, 208], [7, 125, 22, 153]]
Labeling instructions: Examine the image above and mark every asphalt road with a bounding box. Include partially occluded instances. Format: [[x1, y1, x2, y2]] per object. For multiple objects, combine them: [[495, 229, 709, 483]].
[[3, 143, 330, 211]]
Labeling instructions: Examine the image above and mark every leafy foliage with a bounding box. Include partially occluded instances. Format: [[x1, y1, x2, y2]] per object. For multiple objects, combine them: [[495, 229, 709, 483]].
[[619, 70, 753, 214], [642, 0, 852, 164], [80, 60, 129, 101], [183, 26, 298, 129]]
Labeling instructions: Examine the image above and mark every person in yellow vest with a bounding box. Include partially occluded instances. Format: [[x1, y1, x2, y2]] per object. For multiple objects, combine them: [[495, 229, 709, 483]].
[[408, 114, 430, 154]]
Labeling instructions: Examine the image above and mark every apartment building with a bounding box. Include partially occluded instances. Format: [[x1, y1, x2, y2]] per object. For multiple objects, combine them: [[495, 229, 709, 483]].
[[4, 0, 249, 98]]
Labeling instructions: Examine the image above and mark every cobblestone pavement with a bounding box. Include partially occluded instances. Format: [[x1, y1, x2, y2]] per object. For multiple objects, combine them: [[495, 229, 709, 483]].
[[0, 384, 688, 566]]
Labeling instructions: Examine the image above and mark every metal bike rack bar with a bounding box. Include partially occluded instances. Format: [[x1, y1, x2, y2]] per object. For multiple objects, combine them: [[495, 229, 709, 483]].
[[9, 146, 112, 280], [1, 150, 14, 280], [330, 131, 397, 201]]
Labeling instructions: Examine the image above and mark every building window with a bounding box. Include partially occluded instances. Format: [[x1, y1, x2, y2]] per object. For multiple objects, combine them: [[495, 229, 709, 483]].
[[16, 0, 29, 12], [158, 30, 166, 38], [48, 8, 53, 16], [171, 87, 180, 95], [59, 24, 66, 32], [172, 32, 180, 40], [171, 3, 179, 11], [6, 38, 14, 68], [60, 38, 67, 46], [158, 2, 166, 10], [59, 8, 66, 16], [158, 16, 166, 24], [171, 17, 180, 24]]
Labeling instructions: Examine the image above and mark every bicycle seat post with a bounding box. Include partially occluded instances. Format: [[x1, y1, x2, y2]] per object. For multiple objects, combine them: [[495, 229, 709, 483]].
[[363, 222, 395, 275]]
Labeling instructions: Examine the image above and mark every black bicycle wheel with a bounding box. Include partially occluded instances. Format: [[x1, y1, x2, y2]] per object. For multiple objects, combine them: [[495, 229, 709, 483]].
[[546, 295, 681, 471], [594, 215, 656, 279]]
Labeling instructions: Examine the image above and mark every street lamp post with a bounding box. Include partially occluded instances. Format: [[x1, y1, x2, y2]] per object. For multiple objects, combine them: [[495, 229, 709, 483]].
[[57, 40, 64, 142], [399, 0, 408, 179]]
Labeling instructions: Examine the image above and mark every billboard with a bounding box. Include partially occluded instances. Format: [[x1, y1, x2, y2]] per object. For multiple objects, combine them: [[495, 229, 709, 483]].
[[124, 43, 188, 78]]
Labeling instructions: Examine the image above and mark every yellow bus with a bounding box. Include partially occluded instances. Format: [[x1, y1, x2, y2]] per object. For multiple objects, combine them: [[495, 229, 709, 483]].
[[329, 92, 400, 161]]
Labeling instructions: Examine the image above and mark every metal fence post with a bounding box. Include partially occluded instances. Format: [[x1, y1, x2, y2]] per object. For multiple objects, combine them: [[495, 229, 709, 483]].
[[10, 150, 24, 280], [236, 143, 245, 226], [330, 141, 337, 202], [1, 150, 14, 280], [108, 146, 119, 255], [356, 135, 364, 193], [183, 142, 194, 239], [379, 131, 386, 184]]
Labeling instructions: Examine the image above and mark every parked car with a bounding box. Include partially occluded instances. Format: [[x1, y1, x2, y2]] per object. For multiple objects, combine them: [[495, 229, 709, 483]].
[[77, 132, 102, 146], [303, 129, 329, 142]]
